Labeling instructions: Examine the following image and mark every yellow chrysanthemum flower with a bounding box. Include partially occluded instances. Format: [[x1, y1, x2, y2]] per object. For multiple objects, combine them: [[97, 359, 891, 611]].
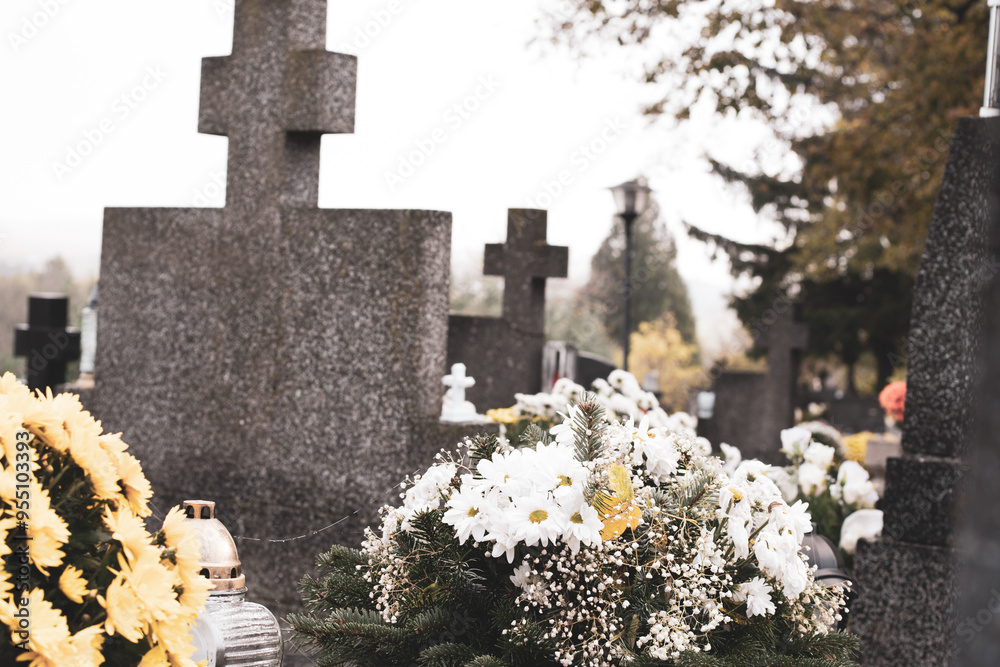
[[150, 613, 203, 663], [67, 423, 120, 501], [0, 411, 31, 468], [123, 549, 186, 623], [63, 624, 106, 667], [113, 451, 153, 517], [97, 431, 128, 457], [0, 373, 208, 666], [0, 515, 16, 597], [159, 506, 189, 548], [19, 388, 71, 454], [98, 571, 146, 643], [25, 481, 70, 575], [59, 565, 91, 604], [104, 505, 153, 561], [6, 589, 71, 664], [0, 465, 17, 507], [159, 506, 212, 608], [137, 644, 172, 667]]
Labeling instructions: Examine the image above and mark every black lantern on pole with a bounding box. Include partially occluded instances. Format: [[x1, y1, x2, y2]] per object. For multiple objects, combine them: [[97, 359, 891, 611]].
[[609, 179, 652, 371]]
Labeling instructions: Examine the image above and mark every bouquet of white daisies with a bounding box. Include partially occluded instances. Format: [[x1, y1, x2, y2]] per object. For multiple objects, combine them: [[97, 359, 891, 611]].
[[291, 396, 858, 667]]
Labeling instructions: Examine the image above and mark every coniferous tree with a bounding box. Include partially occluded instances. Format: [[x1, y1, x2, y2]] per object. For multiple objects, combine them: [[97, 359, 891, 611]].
[[584, 198, 697, 346]]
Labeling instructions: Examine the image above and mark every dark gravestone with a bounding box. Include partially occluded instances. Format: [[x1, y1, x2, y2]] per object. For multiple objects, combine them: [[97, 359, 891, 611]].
[[810, 394, 885, 435], [87, 0, 480, 628], [448, 209, 568, 409], [14, 294, 81, 392], [953, 119, 1000, 667], [697, 309, 808, 463], [851, 117, 998, 667], [575, 351, 617, 389]]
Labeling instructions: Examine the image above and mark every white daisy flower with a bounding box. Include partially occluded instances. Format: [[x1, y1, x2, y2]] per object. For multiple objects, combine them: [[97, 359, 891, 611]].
[[733, 577, 776, 617], [528, 442, 588, 498], [780, 426, 813, 459], [832, 460, 879, 508], [509, 493, 566, 547], [803, 442, 836, 471], [442, 484, 491, 544], [477, 449, 533, 496], [558, 491, 603, 554], [720, 443, 742, 475], [797, 462, 827, 496]]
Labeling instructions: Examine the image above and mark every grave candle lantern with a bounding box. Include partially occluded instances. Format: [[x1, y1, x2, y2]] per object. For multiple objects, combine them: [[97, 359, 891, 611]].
[[178, 500, 283, 667], [802, 523, 855, 630]]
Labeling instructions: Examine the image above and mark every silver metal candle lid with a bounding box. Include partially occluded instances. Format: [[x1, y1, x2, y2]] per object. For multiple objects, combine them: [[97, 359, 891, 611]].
[[181, 500, 246, 591]]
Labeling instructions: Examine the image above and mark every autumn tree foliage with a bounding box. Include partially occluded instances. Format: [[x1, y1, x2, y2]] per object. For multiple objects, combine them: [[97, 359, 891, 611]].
[[627, 314, 706, 411], [543, 0, 986, 389]]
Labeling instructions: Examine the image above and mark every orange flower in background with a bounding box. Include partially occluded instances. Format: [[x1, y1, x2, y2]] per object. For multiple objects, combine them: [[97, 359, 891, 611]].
[[879, 381, 906, 423]]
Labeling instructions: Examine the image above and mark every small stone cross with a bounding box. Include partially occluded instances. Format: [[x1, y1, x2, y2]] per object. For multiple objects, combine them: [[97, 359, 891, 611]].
[[198, 0, 357, 214], [13, 294, 81, 392], [441, 363, 478, 422], [483, 210, 568, 336]]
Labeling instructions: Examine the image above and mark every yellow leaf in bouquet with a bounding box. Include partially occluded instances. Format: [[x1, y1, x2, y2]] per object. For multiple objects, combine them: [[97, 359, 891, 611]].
[[599, 501, 643, 541], [593, 464, 642, 540]]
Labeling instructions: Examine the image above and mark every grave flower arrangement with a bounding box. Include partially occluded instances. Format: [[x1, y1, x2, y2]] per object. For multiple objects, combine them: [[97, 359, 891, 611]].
[[0, 373, 211, 666], [291, 396, 858, 666], [490, 371, 702, 450], [722, 427, 881, 559]]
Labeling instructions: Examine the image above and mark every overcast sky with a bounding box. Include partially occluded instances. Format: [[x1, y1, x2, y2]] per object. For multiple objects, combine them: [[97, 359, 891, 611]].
[[0, 0, 791, 349]]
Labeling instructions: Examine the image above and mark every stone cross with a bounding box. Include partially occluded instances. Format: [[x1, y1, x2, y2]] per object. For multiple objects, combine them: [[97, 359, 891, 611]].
[[198, 0, 356, 215], [757, 309, 809, 438], [14, 294, 81, 392], [441, 363, 477, 422], [484, 209, 569, 337], [448, 210, 568, 409], [91, 0, 476, 624]]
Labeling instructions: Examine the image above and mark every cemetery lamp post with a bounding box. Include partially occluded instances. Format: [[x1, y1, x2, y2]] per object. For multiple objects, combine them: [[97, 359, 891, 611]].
[[609, 180, 652, 371]]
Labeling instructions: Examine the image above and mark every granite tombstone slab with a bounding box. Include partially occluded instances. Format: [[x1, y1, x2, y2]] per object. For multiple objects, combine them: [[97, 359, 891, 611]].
[[88, 0, 479, 624], [851, 117, 999, 667], [697, 308, 808, 464]]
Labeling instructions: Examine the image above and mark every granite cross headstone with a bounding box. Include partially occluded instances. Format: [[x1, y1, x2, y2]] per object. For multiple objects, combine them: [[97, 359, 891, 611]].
[[447, 209, 568, 409], [87, 0, 483, 624], [14, 294, 81, 393], [850, 116, 998, 666]]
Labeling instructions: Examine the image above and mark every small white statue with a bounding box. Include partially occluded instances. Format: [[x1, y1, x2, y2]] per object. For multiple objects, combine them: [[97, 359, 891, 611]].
[[441, 363, 479, 423]]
